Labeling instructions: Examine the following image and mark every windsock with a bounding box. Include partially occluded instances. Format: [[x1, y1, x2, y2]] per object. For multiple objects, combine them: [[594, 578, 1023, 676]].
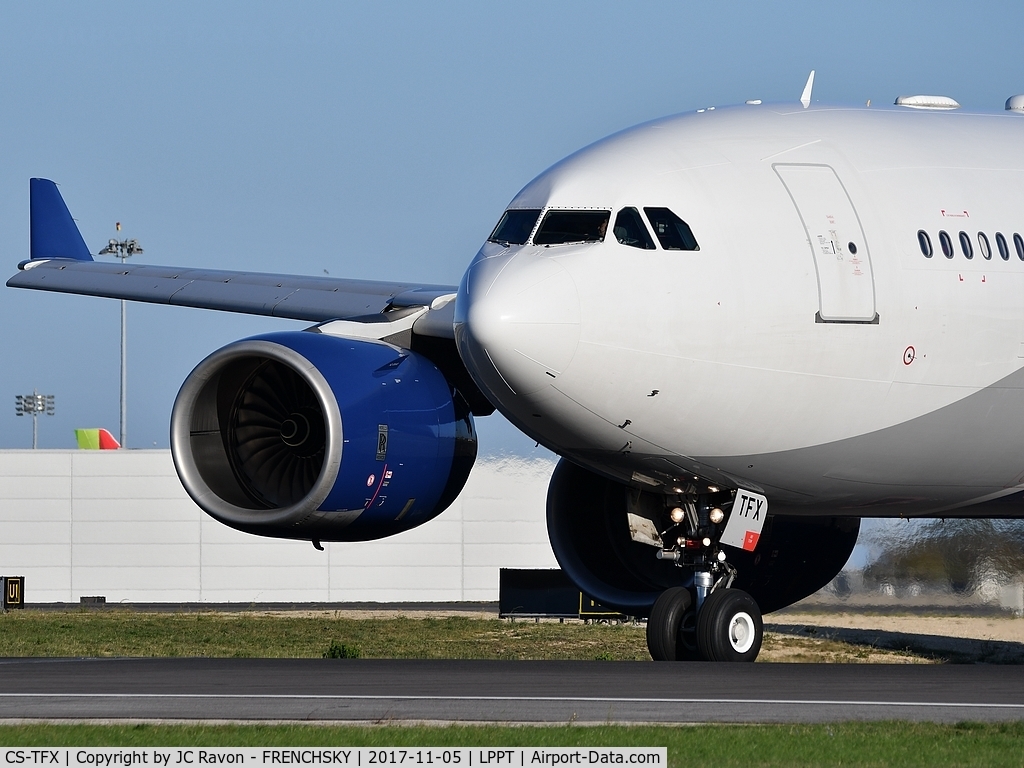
[[75, 428, 120, 450]]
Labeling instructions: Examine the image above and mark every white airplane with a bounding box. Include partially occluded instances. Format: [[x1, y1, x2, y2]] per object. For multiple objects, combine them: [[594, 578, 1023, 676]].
[[12, 78, 1024, 662]]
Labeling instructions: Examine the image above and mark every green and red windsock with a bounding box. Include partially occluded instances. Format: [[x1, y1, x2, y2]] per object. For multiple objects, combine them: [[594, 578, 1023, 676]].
[[75, 428, 120, 450]]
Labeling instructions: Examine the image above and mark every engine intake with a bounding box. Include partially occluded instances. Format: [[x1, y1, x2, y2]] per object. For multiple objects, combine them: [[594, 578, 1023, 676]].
[[171, 331, 476, 541]]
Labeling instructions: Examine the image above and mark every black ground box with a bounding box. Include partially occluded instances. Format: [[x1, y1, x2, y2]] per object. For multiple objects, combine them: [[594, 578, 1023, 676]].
[[498, 568, 627, 620]]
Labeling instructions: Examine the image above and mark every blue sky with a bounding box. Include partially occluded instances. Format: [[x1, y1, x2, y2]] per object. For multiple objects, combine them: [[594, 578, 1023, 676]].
[[1, 1, 1023, 452]]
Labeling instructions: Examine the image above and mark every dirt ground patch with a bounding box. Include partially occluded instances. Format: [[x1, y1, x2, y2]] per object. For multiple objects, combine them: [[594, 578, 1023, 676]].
[[766, 611, 1024, 663], [775, 612, 1024, 643]]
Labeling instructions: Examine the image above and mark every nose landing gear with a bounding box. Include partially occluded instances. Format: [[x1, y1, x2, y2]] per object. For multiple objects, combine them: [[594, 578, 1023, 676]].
[[645, 488, 765, 662]]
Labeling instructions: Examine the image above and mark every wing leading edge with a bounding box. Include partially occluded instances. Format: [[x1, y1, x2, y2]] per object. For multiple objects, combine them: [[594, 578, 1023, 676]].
[[7, 179, 457, 325], [8, 259, 457, 323]]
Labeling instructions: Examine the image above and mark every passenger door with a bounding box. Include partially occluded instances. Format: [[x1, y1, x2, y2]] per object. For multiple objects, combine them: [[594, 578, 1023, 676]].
[[774, 163, 878, 323]]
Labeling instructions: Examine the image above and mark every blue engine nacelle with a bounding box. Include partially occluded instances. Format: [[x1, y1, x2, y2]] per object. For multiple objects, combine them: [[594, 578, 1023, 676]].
[[170, 331, 477, 542]]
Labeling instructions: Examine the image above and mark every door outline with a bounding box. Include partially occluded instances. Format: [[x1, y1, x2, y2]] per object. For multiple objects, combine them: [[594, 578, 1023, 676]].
[[774, 163, 879, 324]]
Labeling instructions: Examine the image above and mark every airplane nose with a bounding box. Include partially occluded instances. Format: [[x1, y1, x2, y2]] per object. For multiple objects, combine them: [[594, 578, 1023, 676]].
[[456, 255, 581, 397]]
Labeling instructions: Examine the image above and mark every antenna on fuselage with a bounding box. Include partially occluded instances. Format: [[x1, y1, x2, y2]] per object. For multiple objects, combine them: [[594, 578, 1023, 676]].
[[800, 70, 815, 108]]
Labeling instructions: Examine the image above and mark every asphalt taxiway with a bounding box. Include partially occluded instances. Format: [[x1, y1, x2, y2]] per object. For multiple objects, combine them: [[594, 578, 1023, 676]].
[[1, 658, 1022, 724]]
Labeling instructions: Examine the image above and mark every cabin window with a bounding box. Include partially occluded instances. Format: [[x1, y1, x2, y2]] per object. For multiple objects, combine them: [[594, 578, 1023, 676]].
[[959, 231, 973, 260], [533, 210, 610, 245], [997, 232, 1010, 260], [1015, 233, 1024, 261], [488, 209, 541, 245], [939, 230, 953, 259], [644, 207, 700, 251], [613, 207, 656, 250], [918, 230, 932, 257], [978, 232, 992, 260]]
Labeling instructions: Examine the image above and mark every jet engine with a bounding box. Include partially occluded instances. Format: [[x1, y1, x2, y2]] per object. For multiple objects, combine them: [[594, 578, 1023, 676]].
[[170, 331, 476, 542], [547, 459, 859, 615]]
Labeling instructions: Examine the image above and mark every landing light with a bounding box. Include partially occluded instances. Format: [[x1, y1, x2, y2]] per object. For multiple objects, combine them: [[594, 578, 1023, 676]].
[[709, 507, 725, 524], [702, 537, 712, 547], [669, 507, 685, 523]]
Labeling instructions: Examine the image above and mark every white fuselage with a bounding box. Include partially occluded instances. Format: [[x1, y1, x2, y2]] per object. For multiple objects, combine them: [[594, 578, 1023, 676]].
[[455, 103, 1024, 518]]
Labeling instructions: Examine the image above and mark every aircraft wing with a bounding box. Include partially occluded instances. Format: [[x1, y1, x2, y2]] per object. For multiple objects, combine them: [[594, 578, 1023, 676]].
[[7, 178, 458, 330], [8, 179, 491, 413], [7, 259, 458, 324]]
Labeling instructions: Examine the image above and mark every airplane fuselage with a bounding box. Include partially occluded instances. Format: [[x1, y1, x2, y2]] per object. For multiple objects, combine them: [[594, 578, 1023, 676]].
[[456, 103, 1024, 518], [17, 97, 1024, 654]]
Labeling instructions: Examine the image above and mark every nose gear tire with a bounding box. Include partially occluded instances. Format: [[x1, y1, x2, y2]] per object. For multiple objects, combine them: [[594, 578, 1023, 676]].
[[696, 587, 763, 662], [646, 587, 699, 661]]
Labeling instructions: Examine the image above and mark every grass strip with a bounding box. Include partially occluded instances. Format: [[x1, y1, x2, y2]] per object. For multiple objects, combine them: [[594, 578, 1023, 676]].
[[0, 612, 648, 661], [0, 611, 931, 663], [1, 723, 1024, 767]]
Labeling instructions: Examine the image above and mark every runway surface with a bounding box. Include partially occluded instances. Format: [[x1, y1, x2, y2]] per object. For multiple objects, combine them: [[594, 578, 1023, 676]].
[[1, 658, 1023, 724]]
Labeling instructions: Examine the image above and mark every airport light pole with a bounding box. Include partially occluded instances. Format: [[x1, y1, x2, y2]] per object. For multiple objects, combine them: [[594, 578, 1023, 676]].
[[99, 227, 143, 449], [15, 390, 55, 449]]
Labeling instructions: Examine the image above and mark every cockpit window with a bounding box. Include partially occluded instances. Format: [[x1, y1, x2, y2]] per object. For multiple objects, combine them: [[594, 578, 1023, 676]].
[[533, 210, 610, 245], [488, 209, 541, 245], [644, 207, 700, 251], [613, 207, 656, 250]]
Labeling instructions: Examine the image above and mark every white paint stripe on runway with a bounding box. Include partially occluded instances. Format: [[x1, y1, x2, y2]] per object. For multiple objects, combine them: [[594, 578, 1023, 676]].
[[1, 693, 1022, 710]]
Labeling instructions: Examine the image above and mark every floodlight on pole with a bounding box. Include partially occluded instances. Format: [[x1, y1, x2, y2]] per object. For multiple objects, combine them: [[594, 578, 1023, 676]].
[[98, 226, 143, 449], [15, 389, 55, 449]]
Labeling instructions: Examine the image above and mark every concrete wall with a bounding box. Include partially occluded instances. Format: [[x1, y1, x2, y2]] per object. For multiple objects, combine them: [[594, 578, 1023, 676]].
[[0, 450, 558, 604]]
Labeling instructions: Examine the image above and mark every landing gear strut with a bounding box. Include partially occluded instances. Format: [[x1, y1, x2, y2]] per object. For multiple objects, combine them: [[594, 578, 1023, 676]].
[[643, 488, 764, 662]]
